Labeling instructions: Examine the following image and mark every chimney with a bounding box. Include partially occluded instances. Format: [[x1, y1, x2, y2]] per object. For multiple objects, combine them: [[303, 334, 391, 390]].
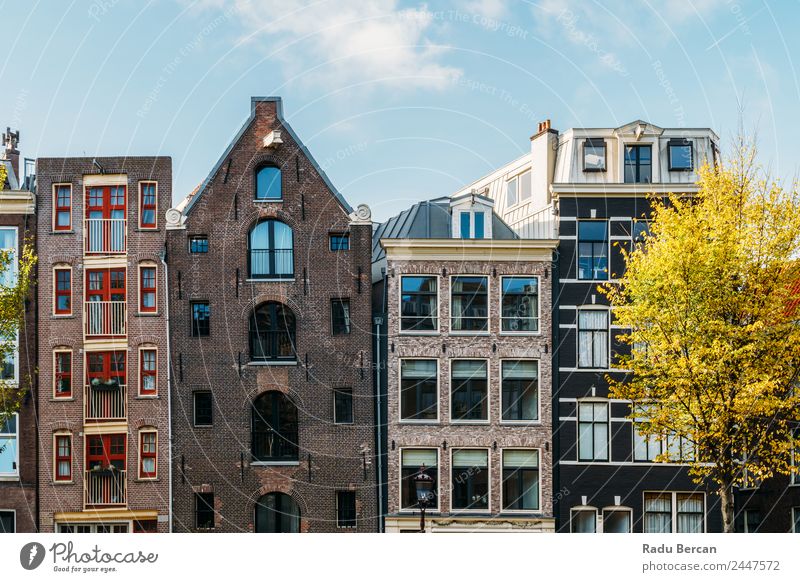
[[2, 127, 20, 181], [530, 119, 558, 208]]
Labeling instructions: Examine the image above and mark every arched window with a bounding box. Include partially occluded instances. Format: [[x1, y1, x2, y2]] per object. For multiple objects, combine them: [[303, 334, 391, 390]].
[[255, 166, 281, 200], [251, 392, 298, 462], [250, 302, 296, 362], [249, 220, 293, 279], [255, 492, 300, 533]]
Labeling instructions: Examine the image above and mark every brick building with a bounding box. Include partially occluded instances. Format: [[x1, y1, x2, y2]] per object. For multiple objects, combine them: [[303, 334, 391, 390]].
[[166, 97, 376, 532], [36, 155, 172, 533], [0, 129, 37, 532], [374, 194, 558, 532]]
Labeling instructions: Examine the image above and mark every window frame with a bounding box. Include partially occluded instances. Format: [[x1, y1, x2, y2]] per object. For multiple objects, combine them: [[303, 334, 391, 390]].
[[793, 507, 800, 533], [53, 349, 73, 399], [642, 491, 706, 533], [499, 275, 540, 334], [193, 391, 213, 427], [249, 302, 297, 363], [449, 274, 490, 334], [398, 358, 439, 423], [623, 144, 652, 184], [189, 235, 208, 254], [399, 275, 439, 334], [333, 387, 354, 425], [505, 169, 531, 208], [138, 430, 157, 480], [250, 391, 299, 464], [190, 301, 210, 337], [583, 138, 607, 172], [329, 233, 350, 251], [138, 181, 158, 229], [500, 448, 541, 512], [195, 492, 215, 529], [570, 507, 598, 533], [577, 308, 610, 369], [54, 265, 72, 316], [0, 331, 17, 385], [577, 220, 609, 281], [138, 263, 157, 314], [399, 447, 440, 512], [0, 510, 15, 533], [248, 219, 294, 280], [449, 358, 489, 423], [254, 165, 282, 201], [54, 432, 73, 482], [601, 507, 633, 533], [336, 490, 357, 528], [450, 447, 491, 513], [138, 346, 158, 397], [577, 400, 610, 462], [0, 413, 19, 478], [53, 183, 73, 231], [500, 359, 540, 424], [330, 298, 351, 336], [668, 139, 693, 171]]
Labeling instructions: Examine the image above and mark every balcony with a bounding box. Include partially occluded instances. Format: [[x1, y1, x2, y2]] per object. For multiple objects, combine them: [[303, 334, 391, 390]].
[[84, 218, 126, 254], [85, 301, 126, 338], [85, 469, 126, 507], [84, 383, 126, 422]]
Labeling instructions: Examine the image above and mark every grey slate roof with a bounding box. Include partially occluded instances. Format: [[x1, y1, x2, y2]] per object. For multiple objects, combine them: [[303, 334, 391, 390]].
[[371, 197, 518, 265]]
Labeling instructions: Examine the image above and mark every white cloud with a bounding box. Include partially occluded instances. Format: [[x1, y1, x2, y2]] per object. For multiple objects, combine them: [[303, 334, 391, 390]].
[[182, 0, 462, 91], [459, 0, 509, 20]]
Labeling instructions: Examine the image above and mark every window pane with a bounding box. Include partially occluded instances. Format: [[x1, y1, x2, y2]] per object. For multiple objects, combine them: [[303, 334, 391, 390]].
[[452, 449, 489, 510], [451, 276, 488, 332], [572, 510, 596, 533], [501, 360, 538, 421], [451, 360, 488, 421], [584, 139, 606, 170], [519, 171, 531, 200], [501, 277, 538, 332], [334, 388, 353, 424], [603, 511, 631, 533], [256, 167, 281, 199], [400, 276, 437, 331], [506, 178, 517, 206], [331, 299, 351, 335], [460, 212, 470, 238], [400, 360, 437, 420], [473, 212, 484, 239], [644, 494, 672, 533], [670, 144, 692, 170]]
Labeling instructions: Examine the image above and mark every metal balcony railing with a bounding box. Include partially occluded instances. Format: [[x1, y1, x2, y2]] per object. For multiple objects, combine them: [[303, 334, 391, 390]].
[[84, 218, 126, 254], [85, 469, 126, 507], [85, 301, 126, 337], [84, 383, 126, 421]]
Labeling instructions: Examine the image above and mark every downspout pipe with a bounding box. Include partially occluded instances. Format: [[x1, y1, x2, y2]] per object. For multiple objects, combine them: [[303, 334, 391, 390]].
[[160, 245, 173, 532]]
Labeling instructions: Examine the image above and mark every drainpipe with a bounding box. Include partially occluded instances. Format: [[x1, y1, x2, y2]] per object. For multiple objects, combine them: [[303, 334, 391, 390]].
[[160, 245, 173, 532], [373, 313, 383, 532]]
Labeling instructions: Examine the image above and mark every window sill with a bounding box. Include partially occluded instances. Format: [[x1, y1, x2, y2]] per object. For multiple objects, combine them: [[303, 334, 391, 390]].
[[449, 331, 490, 337], [333, 422, 355, 426], [53, 314, 75, 319], [135, 311, 161, 317], [134, 395, 160, 400], [399, 330, 440, 336], [399, 419, 439, 425], [498, 331, 541, 337], [51, 480, 73, 485], [134, 478, 160, 483], [0, 476, 20, 482], [51, 397, 75, 402], [247, 360, 298, 367], [135, 227, 159, 232], [583, 168, 607, 173], [51, 230, 75, 234], [450, 420, 490, 425], [250, 461, 300, 467], [499, 420, 542, 426], [245, 278, 296, 283], [252, 199, 284, 203], [193, 424, 213, 429]]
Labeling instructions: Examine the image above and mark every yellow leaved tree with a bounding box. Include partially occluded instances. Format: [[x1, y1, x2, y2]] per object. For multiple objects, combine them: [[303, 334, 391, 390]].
[[602, 140, 800, 532]]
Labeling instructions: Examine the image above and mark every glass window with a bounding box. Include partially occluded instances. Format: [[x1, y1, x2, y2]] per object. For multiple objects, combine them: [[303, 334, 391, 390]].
[[794, 508, 800, 533], [139, 182, 157, 228], [139, 432, 157, 478], [676, 494, 704, 533], [578, 402, 608, 461], [336, 491, 357, 528], [255, 166, 282, 200], [451, 360, 488, 422], [0, 227, 17, 288], [401, 449, 438, 510], [331, 299, 351, 335], [506, 177, 518, 206], [668, 140, 693, 170], [452, 449, 489, 511], [329, 234, 350, 251], [191, 302, 210, 337], [400, 360, 437, 421], [451, 276, 488, 332], [583, 138, 606, 171], [501, 360, 538, 422], [603, 510, 631, 533], [519, 171, 531, 201], [0, 414, 18, 477], [55, 435, 72, 481], [334, 388, 353, 424], [255, 492, 300, 532], [249, 302, 296, 362], [743, 509, 761, 533], [501, 276, 538, 332], [633, 425, 662, 462], [624, 144, 652, 183], [644, 493, 672, 533], [0, 333, 15, 382], [460, 212, 470, 239], [632, 220, 651, 248], [140, 349, 157, 396], [578, 310, 609, 368], [474, 212, 485, 239], [249, 220, 294, 278], [195, 493, 215, 529], [55, 185, 72, 231], [502, 449, 539, 511], [54, 351, 72, 398], [0, 511, 14, 533], [400, 276, 438, 332], [571, 509, 597, 533], [139, 266, 157, 312], [193, 392, 213, 426], [251, 392, 299, 462], [578, 221, 608, 280], [55, 268, 71, 315], [189, 236, 208, 253], [644, 492, 704, 533]]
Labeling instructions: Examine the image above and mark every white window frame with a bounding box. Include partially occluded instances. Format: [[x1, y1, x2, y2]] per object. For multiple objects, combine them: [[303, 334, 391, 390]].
[[577, 400, 610, 462], [499, 275, 540, 335], [500, 447, 541, 513], [499, 359, 540, 424], [505, 169, 531, 208], [0, 331, 19, 385], [450, 447, 491, 514], [642, 491, 706, 533], [0, 226, 18, 289], [57, 522, 130, 533], [743, 508, 761, 533], [138, 181, 158, 230], [577, 307, 610, 370], [456, 210, 487, 239], [601, 506, 633, 533], [0, 412, 19, 478], [53, 348, 73, 400], [137, 428, 158, 480], [570, 506, 598, 533], [449, 274, 490, 335], [398, 274, 439, 335], [399, 447, 440, 513], [398, 358, 440, 424], [449, 358, 490, 424], [138, 345, 158, 397]]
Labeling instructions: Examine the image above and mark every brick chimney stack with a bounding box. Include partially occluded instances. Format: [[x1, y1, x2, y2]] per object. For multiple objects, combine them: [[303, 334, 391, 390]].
[[2, 127, 20, 180]]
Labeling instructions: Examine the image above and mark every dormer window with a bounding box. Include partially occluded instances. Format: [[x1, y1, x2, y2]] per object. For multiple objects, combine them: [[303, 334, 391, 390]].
[[668, 139, 693, 171], [459, 211, 485, 239], [506, 170, 531, 207], [624, 145, 651, 184], [583, 138, 606, 172]]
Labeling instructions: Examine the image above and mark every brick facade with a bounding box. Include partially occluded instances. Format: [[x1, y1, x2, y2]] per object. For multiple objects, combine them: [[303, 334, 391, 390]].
[[166, 97, 377, 532], [36, 157, 172, 532]]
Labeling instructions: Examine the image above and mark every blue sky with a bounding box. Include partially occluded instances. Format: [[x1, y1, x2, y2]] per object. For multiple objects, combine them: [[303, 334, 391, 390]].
[[2, 0, 798, 221]]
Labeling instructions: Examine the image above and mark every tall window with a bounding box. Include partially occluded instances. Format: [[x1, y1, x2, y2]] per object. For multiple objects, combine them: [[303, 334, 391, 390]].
[[336, 491, 356, 528], [400, 276, 438, 332], [578, 310, 609, 368], [85, 268, 126, 337], [603, 509, 632, 533], [0, 414, 18, 477], [451, 360, 488, 422], [743, 509, 761, 533], [195, 493, 215, 529], [644, 492, 704, 533], [501, 276, 538, 332], [139, 431, 157, 479], [331, 299, 351, 335], [501, 360, 538, 422], [193, 392, 213, 426], [401, 449, 438, 510], [578, 221, 608, 280], [571, 509, 597, 533], [54, 268, 72, 315], [0, 333, 16, 383], [624, 144, 652, 183], [255, 166, 282, 200], [0, 228, 17, 288], [400, 360, 437, 421], [451, 449, 489, 511], [0, 511, 14, 533], [139, 265, 157, 313], [54, 184, 72, 231], [506, 170, 531, 207], [333, 388, 353, 424], [54, 350, 72, 398], [86, 434, 126, 471], [451, 276, 488, 332], [502, 449, 540, 511], [583, 138, 606, 171], [249, 220, 294, 279], [459, 211, 485, 239], [55, 434, 72, 481], [255, 493, 300, 533], [250, 302, 296, 362], [139, 182, 157, 228], [191, 301, 210, 337], [668, 139, 693, 171], [633, 425, 662, 462], [578, 401, 609, 461], [139, 348, 157, 396], [251, 392, 299, 462], [86, 185, 126, 253]]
